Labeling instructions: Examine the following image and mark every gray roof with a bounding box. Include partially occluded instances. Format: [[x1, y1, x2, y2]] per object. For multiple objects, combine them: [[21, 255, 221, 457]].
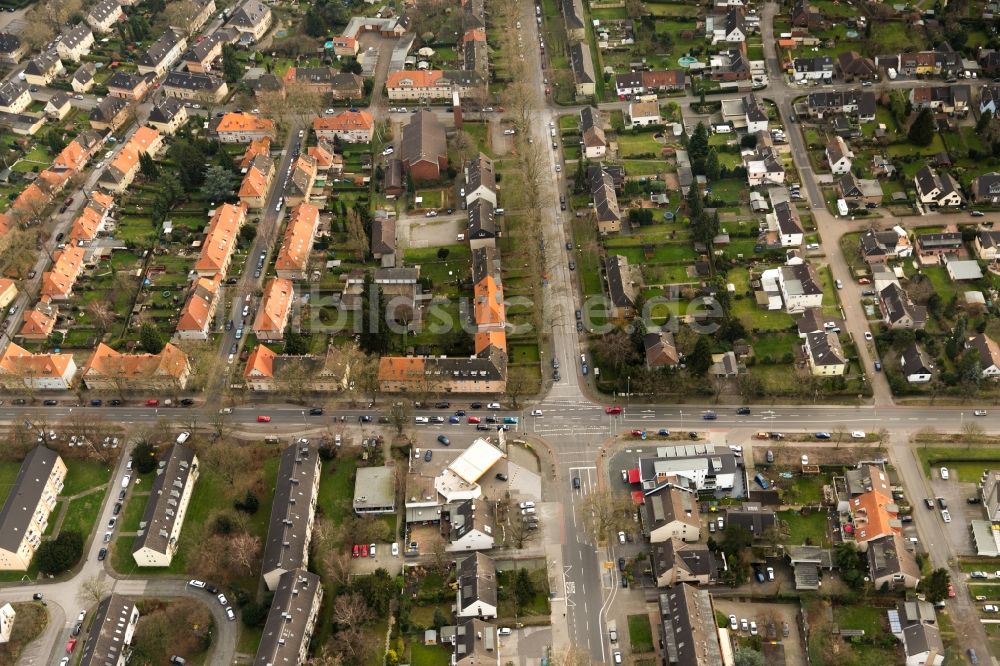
[[570, 41, 595, 85], [917, 232, 962, 250], [24, 50, 60, 76], [472, 246, 501, 285], [725, 503, 777, 535], [352, 465, 396, 511], [164, 70, 225, 93], [90, 96, 129, 123], [182, 28, 233, 63], [229, 0, 270, 31], [0, 32, 21, 56], [743, 93, 767, 122], [132, 444, 197, 558], [805, 331, 846, 367], [880, 282, 926, 327], [781, 263, 822, 296], [72, 62, 96, 85], [106, 71, 146, 92], [457, 551, 497, 612], [138, 28, 182, 68], [87, 0, 122, 24], [659, 584, 723, 666], [450, 498, 492, 543], [432, 344, 507, 381], [466, 153, 495, 196], [58, 24, 93, 51], [651, 538, 715, 581], [262, 444, 320, 578], [867, 533, 920, 581], [148, 96, 184, 124], [903, 622, 943, 658], [371, 215, 396, 255], [900, 343, 933, 376], [0, 446, 61, 553], [590, 169, 620, 222], [606, 254, 635, 309], [401, 111, 447, 168], [454, 619, 496, 665], [774, 201, 803, 236], [0, 77, 27, 108], [644, 484, 699, 532], [254, 569, 323, 666], [468, 198, 496, 238], [562, 0, 585, 29], [79, 594, 137, 666]]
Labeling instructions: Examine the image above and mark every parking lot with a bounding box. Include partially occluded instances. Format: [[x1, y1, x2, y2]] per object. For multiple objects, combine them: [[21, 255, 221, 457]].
[[711, 599, 804, 666], [930, 465, 980, 556], [496, 625, 553, 665]]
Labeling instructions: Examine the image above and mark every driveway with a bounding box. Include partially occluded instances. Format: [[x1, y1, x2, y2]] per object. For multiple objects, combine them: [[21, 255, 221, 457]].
[[397, 214, 465, 248]]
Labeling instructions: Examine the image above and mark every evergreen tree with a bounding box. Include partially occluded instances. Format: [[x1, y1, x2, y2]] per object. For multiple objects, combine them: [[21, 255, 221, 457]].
[[139, 321, 165, 354], [688, 336, 713, 376], [359, 273, 390, 355], [705, 147, 720, 181], [908, 107, 935, 147], [688, 122, 710, 161], [138, 151, 158, 179], [222, 44, 243, 84], [978, 109, 993, 134]]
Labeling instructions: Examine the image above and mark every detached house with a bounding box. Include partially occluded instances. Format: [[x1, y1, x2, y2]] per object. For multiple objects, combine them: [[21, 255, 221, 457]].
[[629, 100, 661, 127], [826, 136, 854, 175], [181, 28, 229, 73], [147, 96, 188, 135], [71, 63, 96, 93], [644, 331, 679, 368], [137, 28, 185, 76], [744, 147, 785, 187], [761, 201, 804, 248], [651, 539, 716, 587], [914, 165, 964, 208], [445, 499, 495, 552], [226, 0, 272, 43], [708, 7, 746, 43], [606, 255, 636, 319], [837, 51, 878, 81], [900, 343, 934, 383], [971, 172, 1000, 205], [401, 111, 448, 181], [879, 282, 927, 330], [744, 93, 768, 133], [967, 333, 1000, 377], [838, 172, 883, 206], [975, 228, 1000, 262], [804, 331, 846, 375], [253, 278, 294, 341]]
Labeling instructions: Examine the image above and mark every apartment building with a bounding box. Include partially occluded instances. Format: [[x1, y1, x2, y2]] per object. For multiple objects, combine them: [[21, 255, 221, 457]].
[[132, 444, 199, 567], [252, 278, 294, 341], [275, 204, 320, 280], [0, 446, 66, 570], [214, 112, 276, 143], [81, 342, 191, 391], [254, 570, 323, 666], [194, 203, 248, 277], [78, 595, 139, 666], [174, 274, 223, 340], [262, 443, 321, 590]]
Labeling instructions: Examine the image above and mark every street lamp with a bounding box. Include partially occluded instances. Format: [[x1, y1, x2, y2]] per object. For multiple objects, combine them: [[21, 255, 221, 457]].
[[626, 376, 631, 410]]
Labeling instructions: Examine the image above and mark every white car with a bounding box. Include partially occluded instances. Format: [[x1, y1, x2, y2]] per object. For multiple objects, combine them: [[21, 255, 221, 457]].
[[217, 593, 228, 606], [487, 402, 501, 409], [801, 455, 809, 465], [767, 566, 774, 581], [519, 501, 535, 509], [617, 531, 626, 544], [851, 431, 865, 439], [740, 618, 749, 632], [864, 332, 873, 341], [414, 416, 429, 424], [750, 621, 758, 636], [835, 279, 843, 289], [382, 146, 394, 156], [226, 607, 236, 621], [985, 604, 1000, 613], [503, 129, 515, 135], [77, 610, 86, 622], [940, 467, 950, 480], [391, 542, 399, 557], [188, 580, 207, 588], [498, 627, 512, 636], [121, 475, 131, 488], [530, 409, 543, 416], [824, 321, 836, 329], [398, 107, 407, 113], [729, 614, 738, 630], [975, 410, 988, 416], [942, 509, 952, 523], [521, 507, 536, 515], [324, 108, 335, 114]]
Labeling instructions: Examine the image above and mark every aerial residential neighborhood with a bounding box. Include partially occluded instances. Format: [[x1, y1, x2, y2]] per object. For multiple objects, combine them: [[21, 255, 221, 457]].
[[2, 0, 1000, 663]]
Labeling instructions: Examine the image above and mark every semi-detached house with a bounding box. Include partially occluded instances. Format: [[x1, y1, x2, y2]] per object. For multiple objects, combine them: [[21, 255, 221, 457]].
[[0, 343, 76, 390], [137, 28, 186, 77], [313, 109, 374, 143], [275, 204, 320, 280], [87, 0, 124, 33], [253, 278, 294, 341], [55, 24, 94, 63], [227, 0, 272, 43], [81, 342, 191, 391]]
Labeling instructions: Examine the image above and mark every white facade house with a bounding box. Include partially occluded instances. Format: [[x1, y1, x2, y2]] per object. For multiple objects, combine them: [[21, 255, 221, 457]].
[[131, 445, 199, 567], [446, 499, 495, 552], [744, 93, 768, 133], [777, 263, 823, 313], [455, 553, 498, 619], [0, 603, 14, 643], [744, 148, 785, 186], [0, 447, 66, 570], [80, 595, 139, 666], [638, 444, 739, 492], [914, 165, 965, 208], [826, 136, 854, 175]]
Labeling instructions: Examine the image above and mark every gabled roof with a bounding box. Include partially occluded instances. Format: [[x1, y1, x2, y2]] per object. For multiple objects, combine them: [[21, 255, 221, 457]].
[[313, 109, 374, 133], [83, 342, 189, 381], [0, 446, 62, 553], [900, 343, 933, 376], [606, 255, 635, 309], [216, 112, 274, 135], [138, 28, 182, 68], [570, 42, 595, 84], [466, 152, 495, 194], [401, 110, 447, 166], [195, 203, 246, 274], [148, 96, 184, 125], [371, 215, 396, 255], [176, 274, 222, 333], [132, 443, 197, 556], [275, 204, 319, 273], [253, 278, 294, 333], [805, 331, 846, 367]]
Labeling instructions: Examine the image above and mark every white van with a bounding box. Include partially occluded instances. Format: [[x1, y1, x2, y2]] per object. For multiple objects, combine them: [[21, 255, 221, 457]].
[[176, 431, 190, 444]]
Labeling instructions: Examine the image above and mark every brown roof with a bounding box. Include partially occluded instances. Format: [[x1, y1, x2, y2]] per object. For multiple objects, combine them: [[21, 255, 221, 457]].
[[401, 110, 447, 167]]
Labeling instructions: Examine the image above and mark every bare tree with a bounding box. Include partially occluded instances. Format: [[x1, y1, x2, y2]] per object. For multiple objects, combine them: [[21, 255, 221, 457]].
[[228, 533, 261, 576], [86, 302, 116, 342], [504, 368, 532, 408], [345, 208, 368, 261], [505, 510, 538, 549], [200, 440, 253, 485], [833, 424, 846, 449], [332, 592, 373, 629], [429, 538, 449, 576], [963, 421, 984, 449], [580, 490, 634, 545], [388, 399, 412, 437], [77, 575, 112, 606], [162, 0, 203, 36]]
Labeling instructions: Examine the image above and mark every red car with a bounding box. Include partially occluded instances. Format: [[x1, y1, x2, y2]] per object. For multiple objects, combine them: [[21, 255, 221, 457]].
[[145, 399, 159, 406], [257, 415, 271, 423], [605, 406, 622, 415], [858, 278, 871, 285], [352, 544, 359, 558], [630, 429, 645, 437], [361, 543, 369, 557], [468, 416, 481, 424], [66, 638, 77, 653]]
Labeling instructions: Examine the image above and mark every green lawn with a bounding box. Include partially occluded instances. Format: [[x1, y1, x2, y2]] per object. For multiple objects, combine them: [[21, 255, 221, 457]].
[[61, 460, 113, 496], [921, 265, 962, 304], [616, 133, 663, 158], [628, 614, 654, 653], [916, 447, 1000, 482], [317, 456, 358, 526], [0, 461, 21, 505], [409, 643, 451, 666], [61, 491, 105, 541], [779, 510, 831, 546], [752, 332, 799, 361], [731, 299, 796, 331]]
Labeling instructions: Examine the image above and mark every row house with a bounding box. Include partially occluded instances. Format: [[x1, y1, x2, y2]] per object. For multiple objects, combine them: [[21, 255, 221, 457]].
[[562, 0, 585, 39], [386, 70, 453, 100], [194, 203, 247, 277], [214, 112, 275, 143], [282, 67, 363, 100], [81, 342, 191, 391], [570, 42, 596, 96], [41, 246, 86, 300], [465, 153, 496, 207], [238, 153, 274, 209], [836, 51, 878, 81], [914, 165, 964, 208], [275, 204, 320, 280], [137, 28, 185, 77], [99, 126, 162, 194], [313, 109, 374, 143], [243, 344, 350, 392], [239, 136, 270, 170], [591, 166, 621, 234], [878, 48, 962, 78], [613, 69, 685, 97], [162, 70, 228, 103], [916, 232, 963, 259], [806, 90, 876, 121], [377, 346, 508, 394], [792, 55, 833, 81], [606, 255, 636, 319], [253, 278, 294, 340], [0, 344, 75, 390], [174, 274, 223, 340], [909, 85, 970, 115], [261, 443, 321, 590], [55, 24, 94, 63]]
